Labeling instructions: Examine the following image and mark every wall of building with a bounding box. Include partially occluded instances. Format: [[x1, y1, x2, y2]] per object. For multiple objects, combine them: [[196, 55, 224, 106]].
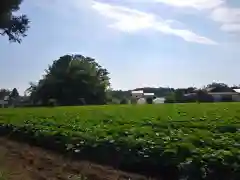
[[131, 93, 143, 99], [211, 94, 240, 102], [232, 95, 240, 102], [0, 100, 8, 108], [211, 94, 222, 102]]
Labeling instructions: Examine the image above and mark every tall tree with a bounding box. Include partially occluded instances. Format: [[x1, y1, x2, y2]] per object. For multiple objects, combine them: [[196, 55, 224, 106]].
[[28, 54, 110, 106], [206, 82, 229, 89], [0, 0, 29, 43], [10, 88, 19, 99]]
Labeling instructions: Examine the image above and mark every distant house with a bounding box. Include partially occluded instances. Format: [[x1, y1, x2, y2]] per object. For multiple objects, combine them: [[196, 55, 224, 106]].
[[0, 96, 33, 108], [131, 90, 144, 99], [206, 87, 240, 102], [0, 96, 9, 108], [233, 89, 240, 94], [131, 91, 165, 104], [184, 87, 240, 102]]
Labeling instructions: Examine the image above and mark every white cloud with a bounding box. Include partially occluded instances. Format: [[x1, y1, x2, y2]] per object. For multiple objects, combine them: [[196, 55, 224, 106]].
[[210, 7, 240, 23], [144, 0, 240, 34], [147, 0, 240, 34], [221, 24, 240, 32], [150, 0, 224, 10], [210, 6, 240, 33], [92, 1, 216, 44], [92, 2, 155, 32]]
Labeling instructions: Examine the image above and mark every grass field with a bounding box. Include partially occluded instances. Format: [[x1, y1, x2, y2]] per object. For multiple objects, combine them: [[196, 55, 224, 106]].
[[0, 103, 239, 180]]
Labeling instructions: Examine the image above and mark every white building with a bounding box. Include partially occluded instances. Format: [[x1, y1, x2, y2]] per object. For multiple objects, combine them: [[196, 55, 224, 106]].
[[0, 96, 9, 108], [184, 87, 240, 102], [131, 91, 158, 104], [131, 90, 144, 99]]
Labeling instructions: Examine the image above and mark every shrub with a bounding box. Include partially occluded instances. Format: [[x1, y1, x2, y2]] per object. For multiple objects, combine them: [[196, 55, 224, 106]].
[[120, 98, 129, 104], [146, 97, 153, 104], [48, 99, 57, 107]]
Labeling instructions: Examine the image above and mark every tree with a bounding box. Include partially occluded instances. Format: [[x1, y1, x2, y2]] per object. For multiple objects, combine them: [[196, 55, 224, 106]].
[[164, 92, 175, 103], [173, 89, 186, 102], [25, 82, 39, 104], [146, 97, 153, 104], [206, 82, 229, 89], [231, 85, 240, 89], [120, 98, 129, 104], [8, 88, 20, 106], [10, 88, 19, 99], [27, 54, 110, 106], [0, 0, 29, 43]]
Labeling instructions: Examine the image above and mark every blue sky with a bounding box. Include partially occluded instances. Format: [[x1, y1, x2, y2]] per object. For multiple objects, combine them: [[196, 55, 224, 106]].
[[1, 0, 240, 94]]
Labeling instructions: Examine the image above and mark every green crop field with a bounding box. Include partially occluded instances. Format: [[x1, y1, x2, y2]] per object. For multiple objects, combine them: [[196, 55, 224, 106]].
[[0, 103, 239, 180]]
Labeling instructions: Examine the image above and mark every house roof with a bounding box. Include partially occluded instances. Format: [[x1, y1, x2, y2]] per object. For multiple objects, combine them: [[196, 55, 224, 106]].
[[205, 87, 237, 93], [233, 89, 240, 93], [131, 90, 143, 94], [208, 92, 239, 95]]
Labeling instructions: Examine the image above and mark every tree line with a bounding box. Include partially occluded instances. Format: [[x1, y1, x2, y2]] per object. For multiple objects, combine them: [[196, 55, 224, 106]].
[[1, 62, 239, 106]]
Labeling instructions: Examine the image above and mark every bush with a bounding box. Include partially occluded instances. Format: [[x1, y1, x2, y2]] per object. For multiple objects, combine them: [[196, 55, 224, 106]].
[[146, 97, 153, 104], [0, 104, 239, 179], [78, 98, 86, 105], [48, 99, 57, 107], [120, 98, 129, 104], [108, 98, 120, 104]]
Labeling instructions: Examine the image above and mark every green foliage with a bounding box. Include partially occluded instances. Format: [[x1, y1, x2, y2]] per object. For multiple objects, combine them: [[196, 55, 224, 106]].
[[164, 92, 175, 103], [0, 103, 239, 180], [9, 88, 19, 99], [0, 0, 29, 43], [206, 82, 229, 89], [0, 171, 7, 180], [174, 89, 185, 102], [48, 98, 57, 107], [120, 98, 129, 104], [27, 54, 110, 106], [146, 97, 153, 104], [108, 98, 120, 104]]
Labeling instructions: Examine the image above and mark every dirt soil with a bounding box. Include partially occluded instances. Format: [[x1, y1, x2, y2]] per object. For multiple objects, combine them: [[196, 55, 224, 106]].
[[0, 137, 155, 180]]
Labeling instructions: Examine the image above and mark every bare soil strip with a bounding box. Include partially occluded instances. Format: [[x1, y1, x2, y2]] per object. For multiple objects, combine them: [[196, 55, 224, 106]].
[[0, 137, 155, 180]]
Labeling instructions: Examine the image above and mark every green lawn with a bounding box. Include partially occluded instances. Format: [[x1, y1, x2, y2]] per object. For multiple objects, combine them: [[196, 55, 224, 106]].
[[0, 103, 239, 180]]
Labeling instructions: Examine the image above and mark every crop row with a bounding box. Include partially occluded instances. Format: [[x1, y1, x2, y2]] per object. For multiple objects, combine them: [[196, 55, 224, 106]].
[[0, 103, 239, 180]]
